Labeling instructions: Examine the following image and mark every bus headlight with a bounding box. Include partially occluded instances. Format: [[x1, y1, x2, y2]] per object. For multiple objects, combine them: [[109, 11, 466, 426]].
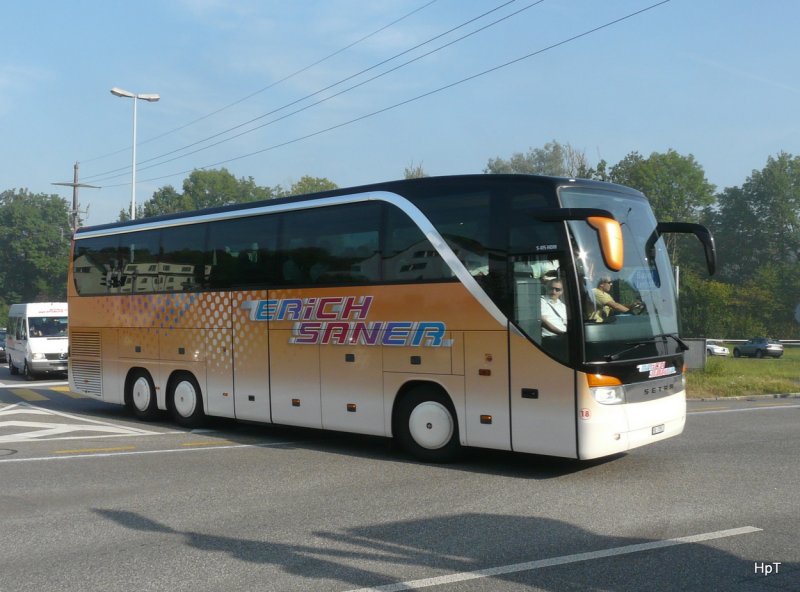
[[591, 386, 625, 405]]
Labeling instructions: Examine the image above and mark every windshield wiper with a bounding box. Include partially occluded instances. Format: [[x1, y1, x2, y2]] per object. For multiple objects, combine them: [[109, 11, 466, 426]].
[[604, 334, 687, 362], [604, 341, 651, 362]]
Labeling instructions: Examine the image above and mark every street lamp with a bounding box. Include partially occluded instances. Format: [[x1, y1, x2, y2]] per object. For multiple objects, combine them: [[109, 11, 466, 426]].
[[110, 87, 160, 220]]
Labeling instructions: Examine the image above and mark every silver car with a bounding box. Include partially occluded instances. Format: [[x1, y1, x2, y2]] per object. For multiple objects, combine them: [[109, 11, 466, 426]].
[[733, 338, 784, 359]]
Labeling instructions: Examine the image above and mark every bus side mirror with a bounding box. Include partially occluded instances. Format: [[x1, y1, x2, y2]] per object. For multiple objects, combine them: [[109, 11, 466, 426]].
[[533, 208, 623, 272], [656, 222, 717, 276], [587, 216, 624, 272]]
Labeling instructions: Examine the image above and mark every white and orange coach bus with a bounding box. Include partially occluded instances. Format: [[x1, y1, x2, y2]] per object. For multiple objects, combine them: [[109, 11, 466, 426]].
[[68, 175, 715, 462]]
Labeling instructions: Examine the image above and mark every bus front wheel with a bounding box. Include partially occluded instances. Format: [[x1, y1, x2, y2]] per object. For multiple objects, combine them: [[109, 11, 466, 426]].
[[168, 373, 205, 428], [394, 387, 461, 463], [127, 370, 159, 421]]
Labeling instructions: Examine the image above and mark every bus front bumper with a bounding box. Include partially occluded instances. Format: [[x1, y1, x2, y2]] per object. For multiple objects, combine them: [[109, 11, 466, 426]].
[[578, 392, 686, 460]]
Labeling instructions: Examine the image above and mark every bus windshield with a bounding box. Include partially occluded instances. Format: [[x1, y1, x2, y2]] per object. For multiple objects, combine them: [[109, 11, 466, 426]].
[[561, 187, 679, 363]]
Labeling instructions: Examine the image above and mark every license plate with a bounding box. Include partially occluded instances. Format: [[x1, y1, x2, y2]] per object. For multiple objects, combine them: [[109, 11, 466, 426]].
[[652, 424, 665, 435]]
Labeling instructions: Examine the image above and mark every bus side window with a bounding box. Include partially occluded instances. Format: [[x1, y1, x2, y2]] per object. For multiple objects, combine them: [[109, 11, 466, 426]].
[[383, 205, 453, 282]]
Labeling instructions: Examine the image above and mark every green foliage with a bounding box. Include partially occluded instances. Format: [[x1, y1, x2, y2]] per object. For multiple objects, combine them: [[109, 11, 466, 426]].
[[139, 168, 277, 218], [707, 152, 800, 283], [687, 346, 800, 398], [610, 149, 716, 272], [134, 170, 338, 219], [404, 161, 428, 179], [276, 175, 338, 197], [484, 140, 595, 178], [0, 189, 71, 325]]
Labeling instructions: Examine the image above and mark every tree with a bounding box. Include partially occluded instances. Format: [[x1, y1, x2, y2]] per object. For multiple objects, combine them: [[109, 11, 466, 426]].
[[138, 169, 277, 219], [485, 140, 593, 177], [609, 149, 715, 271], [707, 152, 800, 283], [403, 161, 428, 179], [140, 185, 182, 218], [277, 175, 338, 197], [610, 149, 715, 223], [0, 189, 71, 322]]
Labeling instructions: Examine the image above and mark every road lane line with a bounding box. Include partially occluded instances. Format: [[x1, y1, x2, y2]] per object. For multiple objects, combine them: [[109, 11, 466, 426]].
[[55, 446, 137, 454], [689, 404, 800, 415], [0, 440, 302, 463], [13, 389, 48, 401], [343, 526, 763, 592]]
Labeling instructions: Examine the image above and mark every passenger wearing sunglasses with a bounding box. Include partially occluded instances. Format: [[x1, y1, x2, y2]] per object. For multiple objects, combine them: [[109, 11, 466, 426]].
[[541, 279, 567, 337]]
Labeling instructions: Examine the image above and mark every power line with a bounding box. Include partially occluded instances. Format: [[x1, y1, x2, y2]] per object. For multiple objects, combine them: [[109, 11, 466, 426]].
[[107, 0, 672, 189], [80, 0, 439, 166], [84, 0, 521, 184], [90, 0, 539, 184]]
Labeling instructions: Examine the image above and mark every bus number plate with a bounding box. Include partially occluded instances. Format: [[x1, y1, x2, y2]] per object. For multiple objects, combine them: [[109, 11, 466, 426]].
[[652, 424, 665, 435]]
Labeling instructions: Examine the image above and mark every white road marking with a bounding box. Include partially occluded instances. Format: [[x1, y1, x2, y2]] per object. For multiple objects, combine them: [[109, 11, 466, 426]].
[[342, 526, 762, 592], [0, 440, 300, 463], [689, 403, 800, 415], [0, 403, 161, 443]]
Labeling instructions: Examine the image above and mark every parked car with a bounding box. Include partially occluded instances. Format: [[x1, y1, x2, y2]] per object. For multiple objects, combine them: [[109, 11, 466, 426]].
[[706, 340, 729, 357], [0, 329, 5, 362], [733, 338, 784, 359]]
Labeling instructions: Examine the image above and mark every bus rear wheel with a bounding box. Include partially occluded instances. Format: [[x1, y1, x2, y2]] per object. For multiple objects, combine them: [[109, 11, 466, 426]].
[[128, 369, 159, 421], [169, 373, 205, 428], [395, 386, 461, 463]]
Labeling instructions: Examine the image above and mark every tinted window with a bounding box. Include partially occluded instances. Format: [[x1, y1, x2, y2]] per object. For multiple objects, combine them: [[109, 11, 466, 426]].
[[160, 223, 209, 292], [279, 203, 381, 285], [382, 204, 451, 282], [75, 234, 126, 294], [119, 230, 160, 293], [411, 191, 490, 278], [207, 216, 279, 289], [73, 197, 470, 295]]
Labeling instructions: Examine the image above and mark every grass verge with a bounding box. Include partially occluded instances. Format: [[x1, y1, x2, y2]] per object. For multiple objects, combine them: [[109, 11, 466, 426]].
[[686, 345, 800, 398]]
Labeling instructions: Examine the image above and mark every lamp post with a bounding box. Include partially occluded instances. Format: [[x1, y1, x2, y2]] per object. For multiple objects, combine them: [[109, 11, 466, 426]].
[[110, 87, 160, 220]]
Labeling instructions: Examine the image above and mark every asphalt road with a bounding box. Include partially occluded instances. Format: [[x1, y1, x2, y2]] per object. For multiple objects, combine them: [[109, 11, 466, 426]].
[[0, 372, 798, 592]]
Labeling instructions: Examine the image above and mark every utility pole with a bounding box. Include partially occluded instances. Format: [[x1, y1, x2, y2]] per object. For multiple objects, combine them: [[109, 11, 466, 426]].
[[53, 162, 99, 233]]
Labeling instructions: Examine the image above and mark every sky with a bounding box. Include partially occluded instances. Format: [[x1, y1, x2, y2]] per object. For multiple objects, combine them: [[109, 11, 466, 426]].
[[2, 0, 798, 225]]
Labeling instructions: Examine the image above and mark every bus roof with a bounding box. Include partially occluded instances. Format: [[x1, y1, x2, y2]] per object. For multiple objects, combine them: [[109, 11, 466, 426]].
[[74, 174, 644, 236]]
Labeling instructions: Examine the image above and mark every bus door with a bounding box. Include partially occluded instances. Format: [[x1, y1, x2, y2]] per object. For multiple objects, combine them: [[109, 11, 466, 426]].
[[507, 255, 577, 458], [509, 328, 577, 457]]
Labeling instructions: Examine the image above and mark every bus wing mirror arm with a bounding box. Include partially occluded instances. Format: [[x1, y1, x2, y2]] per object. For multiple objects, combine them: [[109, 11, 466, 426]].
[[533, 208, 623, 272], [656, 222, 717, 276]]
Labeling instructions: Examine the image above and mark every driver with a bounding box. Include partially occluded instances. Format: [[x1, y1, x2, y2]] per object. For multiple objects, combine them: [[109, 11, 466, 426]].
[[587, 276, 642, 322]]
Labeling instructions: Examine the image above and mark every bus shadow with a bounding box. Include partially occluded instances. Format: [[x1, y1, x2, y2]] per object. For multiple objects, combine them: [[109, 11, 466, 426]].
[[92, 508, 784, 591], [199, 418, 621, 480]]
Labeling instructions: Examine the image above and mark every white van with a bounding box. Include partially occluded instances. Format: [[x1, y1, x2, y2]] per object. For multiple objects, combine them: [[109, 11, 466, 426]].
[[6, 302, 69, 379]]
